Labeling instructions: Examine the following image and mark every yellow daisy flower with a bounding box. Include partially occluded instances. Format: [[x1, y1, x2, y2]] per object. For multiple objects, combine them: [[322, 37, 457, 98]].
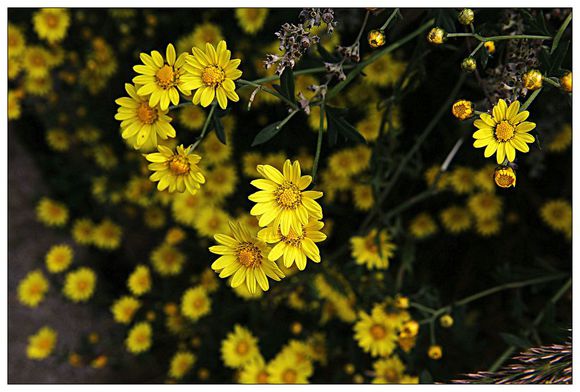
[[45, 244, 73, 273], [8, 90, 22, 120], [350, 229, 396, 270], [92, 219, 123, 250], [146, 144, 206, 194], [63, 267, 97, 302], [127, 265, 152, 296], [181, 286, 211, 321], [409, 213, 438, 239], [126, 322, 152, 354], [210, 221, 285, 293], [150, 244, 186, 276], [258, 219, 326, 271], [203, 164, 238, 200], [221, 325, 261, 369], [22, 46, 52, 78], [372, 356, 417, 384], [191, 22, 224, 49], [199, 132, 232, 164], [33, 8, 70, 44], [36, 197, 69, 227], [169, 351, 196, 379], [111, 296, 141, 324], [171, 192, 204, 226], [467, 192, 503, 220], [354, 305, 398, 357], [547, 123, 572, 153], [473, 99, 536, 164], [440, 206, 472, 233], [178, 104, 206, 130], [132, 43, 189, 110], [249, 159, 323, 236], [182, 41, 242, 109], [71, 218, 94, 245], [267, 351, 313, 384], [475, 216, 501, 237], [27, 326, 57, 360], [115, 83, 176, 150], [239, 356, 269, 384], [540, 199, 572, 236], [449, 166, 477, 194], [18, 270, 49, 308], [8, 23, 26, 58], [45, 129, 70, 152], [235, 9, 269, 35], [194, 207, 232, 238], [352, 184, 374, 211]]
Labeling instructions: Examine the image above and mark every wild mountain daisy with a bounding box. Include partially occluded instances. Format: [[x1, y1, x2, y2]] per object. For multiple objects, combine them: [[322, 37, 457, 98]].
[[150, 244, 186, 276], [126, 322, 152, 354], [71, 218, 94, 245], [63, 267, 97, 302], [258, 218, 326, 271], [92, 219, 123, 250], [27, 326, 57, 360], [249, 159, 323, 236], [169, 351, 196, 380], [132, 43, 189, 110], [409, 213, 438, 239], [111, 296, 141, 324], [239, 357, 270, 384], [115, 83, 176, 150], [372, 356, 418, 384], [209, 221, 285, 293], [473, 99, 536, 164], [221, 325, 261, 368], [354, 305, 399, 357], [22, 46, 52, 78], [440, 206, 472, 233], [33, 8, 70, 44], [8, 23, 26, 58], [146, 144, 206, 194], [235, 9, 269, 35], [127, 265, 152, 296], [540, 199, 572, 237], [45, 244, 73, 273], [267, 351, 313, 384], [181, 286, 211, 321], [18, 270, 49, 308], [36, 197, 68, 227], [182, 41, 242, 109], [350, 229, 396, 270]]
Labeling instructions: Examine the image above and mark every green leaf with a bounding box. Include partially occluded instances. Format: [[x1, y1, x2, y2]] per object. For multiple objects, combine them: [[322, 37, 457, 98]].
[[251, 121, 283, 146], [549, 39, 569, 74], [500, 332, 532, 349], [212, 115, 226, 144], [325, 107, 366, 145], [280, 67, 296, 103]]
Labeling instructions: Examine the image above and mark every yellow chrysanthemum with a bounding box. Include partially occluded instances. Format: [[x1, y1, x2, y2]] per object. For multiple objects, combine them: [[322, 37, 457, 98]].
[[127, 265, 152, 296], [267, 351, 313, 384], [27, 326, 57, 360], [45, 244, 73, 273], [150, 244, 186, 276], [8, 90, 22, 120], [473, 99, 536, 164], [540, 199, 572, 237], [45, 129, 70, 152], [33, 8, 70, 44], [352, 184, 375, 211], [36, 197, 68, 227], [475, 216, 501, 237], [239, 356, 270, 384], [71, 218, 94, 245], [258, 219, 326, 271], [18, 270, 49, 308], [181, 286, 211, 321], [22, 46, 52, 78], [409, 213, 438, 239], [182, 41, 242, 109], [169, 351, 196, 379], [171, 192, 204, 226], [115, 83, 176, 150], [249, 159, 323, 236], [210, 221, 285, 293], [221, 325, 261, 369], [178, 104, 206, 130], [350, 229, 396, 270], [467, 192, 502, 220], [235, 8, 269, 35], [194, 207, 231, 238], [449, 166, 477, 194], [199, 132, 232, 165], [8, 23, 26, 58], [203, 165, 238, 200], [354, 305, 398, 357], [92, 219, 123, 250], [440, 206, 472, 233], [132, 43, 189, 110], [126, 322, 153, 354], [474, 164, 497, 192], [63, 267, 97, 302], [372, 356, 417, 384], [192, 22, 224, 49], [146, 144, 206, 194], [363, 53, 407, 87], [111, 296, 141, 324], [547, 123, 572, 152]]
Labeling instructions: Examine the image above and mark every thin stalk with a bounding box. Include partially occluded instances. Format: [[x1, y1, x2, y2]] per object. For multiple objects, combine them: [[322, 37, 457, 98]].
[[311, 102, 325, 183], [551, 12, 572, 54], [237, 79, 298, 109], [191, 103, 216, 150], [446, 33, 552, 42], [542, 77, 561, 88], [354, 11, 370, 44], [275, 109, 299, 130], [469, 41, 484, 57], [520, 88, 542, 111], [379, 8, 401, 31]]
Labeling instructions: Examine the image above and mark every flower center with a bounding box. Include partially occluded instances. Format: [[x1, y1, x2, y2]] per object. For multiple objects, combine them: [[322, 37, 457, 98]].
[[257, 371, 269, 383], [370, 324, 386, 340], [280, 227, 305, 247], [495, 121, 515, 141], [237, 242, 262, 268], [364, 237, 379, 254], [282, 369, 298, 383], [275, 182, 301, 209], [236, 341, 249, 355], [384, 369, 399, 382], [496, 173, 514, 187], [155, 64, 176, 89], [31, 54, 45, 67], [137, 102, 158, 124], [77, 280, 88, 291], [193, 298, 205, 309], [169, 156, 190, 175], [201, 65, 225, 86], [45, 14, 59, 28]]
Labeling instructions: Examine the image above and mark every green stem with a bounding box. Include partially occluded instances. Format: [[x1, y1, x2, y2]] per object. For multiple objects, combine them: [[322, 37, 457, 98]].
[[551, 12, 572, 54], [469, 41, 484, 57], [379, 8, 401, 31], [276, 109, 299, 130], [542, 77, 561, 88], [446, 33, 552, 42], [237, 79, 298, 109], [520, 88, 542, 111], [354, 10, 370, 43], [191, 103, 216, 150], [410, 301, 437, 315], [311, 102, 325, 183]]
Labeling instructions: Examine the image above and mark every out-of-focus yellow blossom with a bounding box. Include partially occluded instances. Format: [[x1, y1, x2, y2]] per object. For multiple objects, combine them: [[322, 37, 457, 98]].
[[181, 286, 211, 321], [36, 197, 69, 227], [126, 322, 153, 354], [350, 229, 396, 270], [200, 268, 219, 293], [547, 124, 572, 152], [540, 199, 572, 237], [194, 207, 232, 238], [424, 165, 449, 190], [128, 265, 152, 296], [221, 325, 261, 369], [165, 227, 186, 245], [440, 314, 454, 328], [92, 145, 118, 170], [178, 104, 207, 130], [352, 184, 374, 211], [560, 71, 572, 93], [474, 164, 496, 192], [354, 305, 398, 357], [8, 59, 22, 80], [92, 219, 123, 250], [71, 218, 94, 245], [440, 206, 472, 233], [171, 192, 204, 226], [151, 244, 186, 276], [8, 90, 22, 120], [91, 355, 108, 369], [191, 22, 224, 50], [24, 74, 53, 96], [475, 216, 501, 237], [199, 133, 232, 165], [27, 326, 57, 360], [409, 213, 438, 239], [63, 267, 97, 302], [239, 357, 269, 384], [169, 351, 196, 379], [267, 351, 313, 384], [449, 166, 477, 194], [146, 145, 206, 194], [363, 53, 406, 87], [33, 8, 70, 44], [236, 9, 269, 35], [45, 244, 73, 273], [428, 344, 443, 360], [372, 356, 418, 384], [8, 23, 26, 58], [111, 296, 141, 324], [22, 46, 53, 78], [18, 270, 49, 308], [203, 165, 238, 200], [143, 206, 166, 229], [45, 129, 70, 152], [467, 192, 502, 219]]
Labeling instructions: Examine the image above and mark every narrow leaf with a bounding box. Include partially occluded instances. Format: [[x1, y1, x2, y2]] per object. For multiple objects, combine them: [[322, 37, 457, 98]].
[[251, 121, 283, 146]]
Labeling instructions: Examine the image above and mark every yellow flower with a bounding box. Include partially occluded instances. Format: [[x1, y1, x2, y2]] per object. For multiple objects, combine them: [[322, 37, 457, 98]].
[[458, 8, 475, 25], [440, 314, 454, 328], [494, 166, 517, 188], [473, 99, 536, 164], [560, 71, 572, 93], [194, 207, 231, 238], [449, 166, 477, 194], [71, 218, 94, 245], [115, 83, 176, 150], [22, 46, 52, 78], [249, 159, 323, 236], [126, 322, 152, 354], [354, 305, 398, 357], [127, 265, 152, 296], [63, 267, 97, 302], [368, 29, 386, 48], [522, 69, 543, 91], [18, 270, 49, 308], [221, 325, 261, 369], [36, 197, 68, 227], [165, 227, 186, 245], [409, 213, 438, 239], [352, 184, 374, 211], [33, 8, 70, 44], [151, 244, 186, 276], [181, 286, 211, 321], [8, 23, 26, 58], [540, 199, 572, 236], [440, 206, 472, 233], [267, 351, 313, 384], [191, 22, 224, 49], [239, 357, 269, 384], [350, 229, 396, 270], [210, 221, 285, 293], [452, 99, 474, 120], [328, 149, 360, 178], [484, 41, 495, 54], [169, 351, 196, 379], [45, 129, 70, 152], [92, 219, 123, 250], [363, 53, 406, 87], [427, 27, 446, 45], [45, 244, 73, 273], [111, 296, 141, 324], [171, 192, 204, 226], [27, 327, 57, 360], [476, 216, 501, 235], [203, 164, 238, 200], [236, 8, 269, 35], [178, 104, 206, 130], [547, 123, 572, 152], [199, 132, 232, 164], [467, 192, 502, 220], [372, 356, 417, 384], [133, 43, 189, 110], [8, 90, 22, 120], [182, 41, 242, 109], [428, 344, 443, 360], [258, 219, 326, 271], [91, 355, 108, 369], [146, 144, 206, 194], [474, 164, 497, 192]]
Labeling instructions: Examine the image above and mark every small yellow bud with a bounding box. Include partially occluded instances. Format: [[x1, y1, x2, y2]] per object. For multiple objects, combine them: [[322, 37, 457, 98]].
[[400, 320, 420, 338], [461, 57, 477, 72], [428, 344, 443, 360], [353, 374, 364, 383], [68, 352, 82, 367], [494, 166, 517, 189], [88, 332, 99, 344], [484, 41, 495, 54], [198, 368, 210, 380], [458, 9, 475, 25], [91, 355, 108, 368], [440, 314, 454, 328], [560, 71, 572, 93], [146, 311, 156, 321], [344, 363, 355, 375], [522, 69, 543, 91], [164, 302, 178, 316], [427, 27, 446, 45], [394, 295, 410, 309], [368, 29, 386, 48], [290, 322, 303, 335], [451, 99, 474, 120]]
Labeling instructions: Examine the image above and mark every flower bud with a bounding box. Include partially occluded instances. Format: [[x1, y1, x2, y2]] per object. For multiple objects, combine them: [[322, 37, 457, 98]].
[[428, 344, 443, 360], [451, 99, 474, 120], [560, 71, 572, 93], [484, 41, 495, 54], [367, 29, 386, 48], [439, 314, 454, 328], [522, 69, 543, 91], [458, 9, 475, 25], [461, 57, 477, 72], [427, 27, 446, 45], [494, 166, 516, 188]]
